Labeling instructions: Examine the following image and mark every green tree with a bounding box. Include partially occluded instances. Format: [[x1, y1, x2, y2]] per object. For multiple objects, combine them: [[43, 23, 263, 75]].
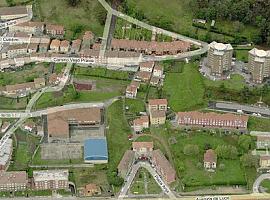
[[238, 135, 253, 153], [183, 144, 199, 156], [240, 153, 258, 168], [215, 145, 238, 160]]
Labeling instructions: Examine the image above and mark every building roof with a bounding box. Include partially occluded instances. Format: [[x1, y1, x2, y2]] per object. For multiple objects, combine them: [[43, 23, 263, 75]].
[[140, 61, 154, 69], [209, 41, 233, 52], [133, 116, 149, 126], [84, 183, 100, 191], [84, 138, 108, 161], [15, 21, 44, 28], [257, 136, 270, 142], [132, 142, 153, 150], [47, 107, 101, 138], [83, 31, 94, 41], [135, 71, 152, 81], [28, 43, 39, 50], [249, 48, 270, 58], [33, 170, 69, 181], [50, 39, 61, 47], [126, 85, 137, 94], [148, 99, 168, 106], [260, 155, 270, 161], [34, 77, 45, 85], [204, 149, 217, 163], [117, 150, 135, 172], [0, 6, 28, 16], [150, 76, 160, 84], [152, 149, 176, 177], [0, 139, 12, 166], [60, 40, 70, 48], [46, 24, 64, 32], [177, 111, 249, 123], [5, 82, 35, 92], [7, 44, 28, 51], [0, 171, 27, 185], [154, 63, 163, 71], [71, 39, 82, 49], [150, 110, 166, 118], [130, 80, 140, 89]]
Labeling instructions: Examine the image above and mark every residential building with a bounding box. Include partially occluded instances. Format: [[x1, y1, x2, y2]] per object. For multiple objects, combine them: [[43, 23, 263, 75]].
[[34, 77, 46, 89], [50, 39, 61, 53], [132, 142, 153, 157], [22, 121, 36, 133], [2, 44, 28, 59], [257, 136, 270, 149], [0, 139, 12, 170], [153, 64, 163, 78], [3, 82, 35, 96], [148, 99, 168, 111], [81, 31, 94, 50], [9, 21, 44, 34], [149, 110, 166, 125], [39, 39, 51, 53], [71, 39, 82, 54], [28, 43, 39, 54], [0, 6, 28, 20], [84, 138, 108, 164], [248, 48, 270, 84], [207, 41, 233, 76], [260, 155, 270, 168], [1, 121, 10, 133], [177, 111, 248, 131], [130, 80, 140, 89], [133, 116, 149, 133], [150, 76, 160, 86], [117, 150, 135, 178], [134, 71, 152, 82], [46, 24, 65, 37], [47, 107, 101, 142], [73, 79, 96, 91], [83, 184, 101, 196], [33, 170, 69, 190], [0, 171, 28, 191], [125, 85, 137, 99], [204, 149, 217, 170], [60, 40, 70, 53], [48, 73, 61, 85], [139, 62, 154, 72], [151, 149, 176, 184]]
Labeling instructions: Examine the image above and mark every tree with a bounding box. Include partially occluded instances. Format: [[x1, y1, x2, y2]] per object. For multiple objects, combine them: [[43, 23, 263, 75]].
[[183, 144, 199, 156], [240, 153, 258, 168], [233, 21, 244, 32], [238, 135, 253, 153], [107, 170, 124, 187], [215, 145, 238, 160], [67, 0, 81, 7]]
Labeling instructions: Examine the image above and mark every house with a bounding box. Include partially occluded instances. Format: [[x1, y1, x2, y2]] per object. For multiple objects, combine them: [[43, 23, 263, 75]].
[[176, 111, 249, 131], [204, 149, 217, 170], [81, 31, 95, 50], [134, 71, 152, 82], [0, 171, 28, 191], [71, 39, 82, 54], [46, 24, 65, 37], [117, 150, 135, 178], [49, 73, 61, 85], [260, 155, 270, 168], [132, 142, 153, 157], [125, 85, 137, 99], [4, 82, 35, 96], [22, 121, 36, 133], [149, 110, 166, 125], [150, 76, 160, 86], [130, 80, 140, 89], [50, 39, 61, 53], [148, 99, 168, 111], [139, 62, 154, 72], [60, 40, 70, 53], [0, 139, 13, 171], [84, 138, 108, 164], [153, 64, 164, 78], [2, 44, 28, 59], [257, 136, 270, 149], [47, 107, 101, 142], [73, 79, 96, 91], [28, 43, 39, 54], [83, 184, 101, 196], [9, 21, 44, 34], [39, 38, 51, 53], [1, 121, 10, 133], [151, 149, 176, 184], [133, 116, 149, 133], [34, 77, 46, 89], [0, 6, 28, 20], [33, 170, 69, 190]]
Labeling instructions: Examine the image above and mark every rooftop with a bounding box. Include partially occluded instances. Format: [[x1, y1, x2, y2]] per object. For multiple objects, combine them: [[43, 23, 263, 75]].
[[33, 170, 69, 182], [133, 116, 149, 126], [117, 150, 135, 171], [132, 141, 153, 150], [204, 149, 217, 163], [150, 110, 166, 118], [148, 99, 168, 106], [84, 138, 108, 161], [0, 171, 27, 185], [0, 6, 28, 16]]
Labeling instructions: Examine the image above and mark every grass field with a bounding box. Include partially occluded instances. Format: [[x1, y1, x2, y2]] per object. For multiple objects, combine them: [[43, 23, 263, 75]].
[[248, 117, 270, 132], [164, 62, 205, 111], [0, 96, 28, 110], [36, 0, 105, 39], [261, 180, 270, 193], [235, 49, 250, 63]]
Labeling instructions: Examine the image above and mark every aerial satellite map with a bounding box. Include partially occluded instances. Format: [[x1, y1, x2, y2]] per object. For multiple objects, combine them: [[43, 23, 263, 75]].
[[0, 0, 269, 199]]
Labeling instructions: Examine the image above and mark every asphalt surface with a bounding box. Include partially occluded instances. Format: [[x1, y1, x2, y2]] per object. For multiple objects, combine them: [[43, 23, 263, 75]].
[[253, 173, 270, 193]]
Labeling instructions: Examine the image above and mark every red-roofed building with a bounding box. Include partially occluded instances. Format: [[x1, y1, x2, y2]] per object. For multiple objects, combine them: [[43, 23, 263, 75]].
[[139, 62, 154, 72], [148, 99, 168, 111], [126, 85, 137, 99], [46, 24, 65, 37], [134, 71, 152, 82], [204, 149, 217, 170], [132, 142, 153, 156], [133, 116, 149, 133]]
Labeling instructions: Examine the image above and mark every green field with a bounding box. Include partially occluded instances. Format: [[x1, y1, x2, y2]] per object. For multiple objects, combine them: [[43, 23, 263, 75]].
[[248, 117, 270, 132], [164, 62, 206, 111], [35, 0, 105, 39], [261, 180, 270, 193], [235, 49, 250, 63]]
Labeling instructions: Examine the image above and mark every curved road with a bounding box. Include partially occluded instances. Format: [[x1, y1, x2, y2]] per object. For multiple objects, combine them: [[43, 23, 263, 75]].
[[253, 173, 270, 193]]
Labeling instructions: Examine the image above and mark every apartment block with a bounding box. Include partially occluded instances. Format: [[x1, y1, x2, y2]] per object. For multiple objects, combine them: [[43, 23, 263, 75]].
[[0, 171, 28, 191], [148, 99, 168, 111], [33, 170, 69, 190], [207, 41, 233, 76], [248, 48, 270, 84], [9, 21, 44, 34]]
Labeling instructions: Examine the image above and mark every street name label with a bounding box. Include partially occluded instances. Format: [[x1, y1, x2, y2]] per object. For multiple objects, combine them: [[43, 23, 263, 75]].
[[196, 196, 230, 200], [0, 20, 17, 29], [0, 37, 30, 43], [51, 57, 95, 64]]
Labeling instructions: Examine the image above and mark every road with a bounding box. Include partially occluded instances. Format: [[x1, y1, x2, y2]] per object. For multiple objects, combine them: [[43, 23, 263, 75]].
[[253, 173, 270, 193], [118, 161, 176, 199]]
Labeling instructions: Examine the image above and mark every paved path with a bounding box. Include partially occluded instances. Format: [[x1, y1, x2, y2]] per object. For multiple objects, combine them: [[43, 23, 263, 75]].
[[253, 173, 270, 193]]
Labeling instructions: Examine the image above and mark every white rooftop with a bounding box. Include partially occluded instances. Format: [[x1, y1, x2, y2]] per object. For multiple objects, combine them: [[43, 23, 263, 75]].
[[0, 139, 12, 166], [209, 41, 233, 55], [33, 170, 69, 182], [249, 48, 270, 58]]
